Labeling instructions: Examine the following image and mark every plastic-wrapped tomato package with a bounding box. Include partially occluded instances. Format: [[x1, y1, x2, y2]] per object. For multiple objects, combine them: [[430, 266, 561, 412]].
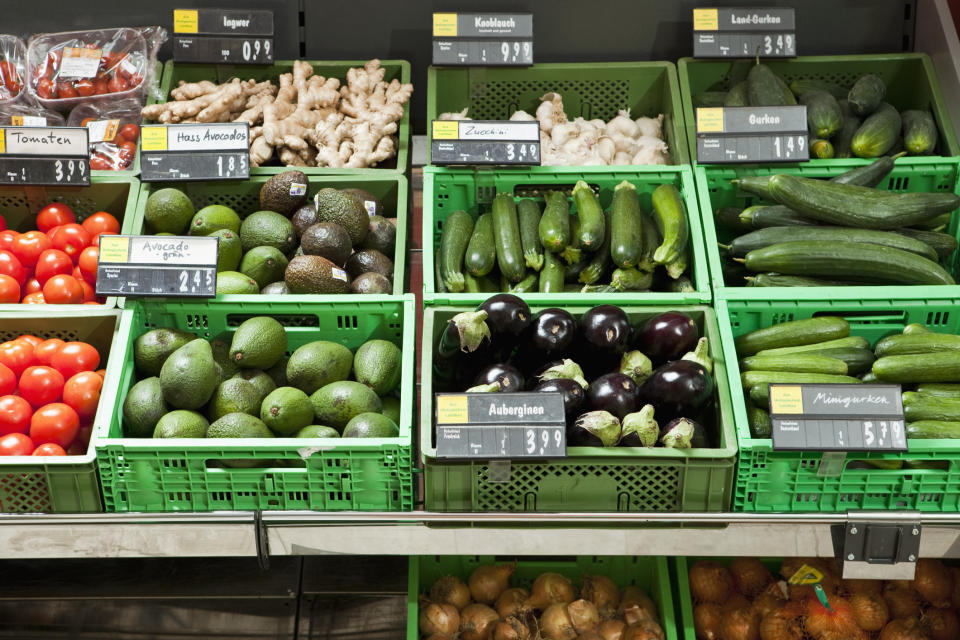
[[68, 98, 141, 171], [0, 35, 26, 104], [0, 102, 65, 127], [26, 26, 165, 110]]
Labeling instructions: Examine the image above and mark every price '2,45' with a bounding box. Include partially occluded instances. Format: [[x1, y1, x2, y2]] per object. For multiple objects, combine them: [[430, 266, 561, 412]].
[[179, 269, 214, 294]]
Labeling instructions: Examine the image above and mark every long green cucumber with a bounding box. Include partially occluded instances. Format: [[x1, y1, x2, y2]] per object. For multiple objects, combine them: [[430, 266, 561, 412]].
[[915, 383, 960, 398], [745, 273, 866, 288], [906, 421, 960, 439], [848, 74, 886, 116], [739, 206, 819, 229], [903, 391, 960, 422], [801, 90, 843, 138], [728, 226, 938, 261], [491, 194, 526, 283], [873, 352, 960, 383], [438, 210, 474, 292], [852, 103, 901, 158], [610, 180, 644, 268], [517, 199, 544, 271], [464, 213, 496, 277], [715, 206, 750, 232], [756, 336, 869, 356], [740, 370, 861, 388], [747, 405, 772, 438], [724, 81, 749, 107], [572, 181, 605, 250], [834, 115, 861, 159], [874, 333, 960, 357], [912, 212, 951, 231], [741, 241, 955, 285], [832, 153, 905, 187], [539, 249, 565, 293], [651, 184, 689, 264], [735, 316, 850, 356], [579, 212, 613, 284], [813, 348, 876, 376], [747, 62, 796, 106], [902, 110, 938, 155], [895, 228, 959, 259], [904, 323, 932, 335], [538, 191, 571, 253], [733, 175, 776, 201], [740, 353, 849, 375]]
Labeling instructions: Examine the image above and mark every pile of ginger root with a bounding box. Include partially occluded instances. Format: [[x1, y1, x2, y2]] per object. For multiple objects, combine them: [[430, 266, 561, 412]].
[[141, 59, 413, 169]]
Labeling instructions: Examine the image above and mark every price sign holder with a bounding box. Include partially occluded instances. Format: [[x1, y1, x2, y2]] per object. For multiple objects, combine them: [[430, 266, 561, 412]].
[[173, 8, 274, 64], [0, 127, 89, 186], [435, 392, 566, 459], [95, 235, 219, 298], [696, 106, 809, 163], [431, 120, 540, 166], [693, 7, 796, 57], [769, 383, 907, 452], [140, 123, 250, 182], [432, 12, 533, 66]]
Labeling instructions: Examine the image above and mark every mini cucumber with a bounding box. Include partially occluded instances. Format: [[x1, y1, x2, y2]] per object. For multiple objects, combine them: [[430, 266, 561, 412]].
[[579, 212, 613, 285], [852, 103, 901, 158], [812, 348, 876, 376], [572, 180, 605, 250], [861, 371, 879, 383], [610, 180, 644, 268], [539, 191, 571, 253], [756, 336, 869, 356], [903, 391, 960, 422], [651, 184, 688, 265], [915, 383, 960, 398], [895, 228, 959, 259], [739, 206, 819, 229], [464, 213, 496, 277], [873, 352, 960, 383], [735, 316, 850, 356], [539, 248, 565, 293], [750, 385, 770, 409], [740, 371, 861, 388], [438, 210, 474, 292], [906, 420, 960, 439], [517, 199, 544, 271], [491, 193, 526, 283], [902, 110, 938, 155], [747, 405, 772, 438], [728, 226, 938, 261], [740, 353, 849, 375], [874, 333, 960, 357]]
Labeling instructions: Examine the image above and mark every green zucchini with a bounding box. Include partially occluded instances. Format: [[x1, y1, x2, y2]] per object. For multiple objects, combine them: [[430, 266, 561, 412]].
[[747, 405, 772, 438], [651, 184, 688, 265], [435, 248, 447, 293], [506, 272, 538, 294], [740, 353, 849, 375], [668, 275, 696, 293], [756, 336, 869, 356], [903, 323, 932, 335], [873, 352, 960, 383], [463, 272, 498, 293], [915, 383, 960, 398], [539, 191, 571, 253], [750, 385, 769, 409], [735, 316, 850, 356], [491, 194, 526, 283], [745, 273, 865, 288], [638, 215, 660, 271], [765, 174, 960, 230], [715, 206, 749, 232], [874, 333, 960, 357], [895, 228, 959, 259], [740, 370, 861, 388], [903, 391, 960, 422], [834, 115, 861, 159], [579, 212, 613, 285], [724, 81, 749, 107], [438, 210, 474, 292], [580, 284, 618, 294], [694, 91, 729, 108], [906, 421, 960, 439], [801, 90, 843, 138], [742, 241, 955, 285], [810, 139, 834, 159], [572, 180, 605, 250], [789, 79, 848, 100], [901, 110, 938, 155], [814, 348, 876, 376], [611, 267, 653, 291], [739, 205, 819, 229], [564, 250, 589, 280], [539, 248, 565, 293], [832, 153, 904, 187], [848, 74, 886, 116], [562, 217, 583, 265], [728, 226, 938, 261], [464, 213, 496, 277], [610, 180, 644, 268], [747, 62, 796, 106], [852, 103, 901, 158], [517, 199, 544, 271], [665, 246, 689, 280]]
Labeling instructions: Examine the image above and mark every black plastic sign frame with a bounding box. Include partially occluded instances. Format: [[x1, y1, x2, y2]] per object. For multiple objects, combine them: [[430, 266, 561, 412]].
[[432, 12, 534, 66], [696, 105, 809, 163], [173, 8, 274, 64], [140, 123, 250, 182], [95, 235, 219, 298], [431, 120, 541, 165], [0, 126, 89, 186], [693, 7, 797, 57]]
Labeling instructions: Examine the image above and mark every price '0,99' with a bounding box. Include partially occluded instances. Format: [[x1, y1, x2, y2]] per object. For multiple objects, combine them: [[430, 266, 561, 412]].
[[526, 428, 563, 455], [179, 269, 214, 294], [54, 159, 86, 183], [242, 39, 271, 62]]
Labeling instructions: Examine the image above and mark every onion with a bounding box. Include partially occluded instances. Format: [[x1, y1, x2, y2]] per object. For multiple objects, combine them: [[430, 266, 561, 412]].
[[493, 616, 531, 640], [693, 603, 722, 640], [582, 574, 620, 619], [689, 561, 734, 604], [622, 622, 665, 640], [425, 635, 453, 640], [752, 582, 787, 618], [842, 578, 882, 596], [524, 573, 576, 612], [922, 607, 960, 640], [461, 603, 500, 640], [879, 617, 929, 640], [597, 619, 626, 640], [618, 587, 658, 622], [913, 558, 954, 606], [568, 599, 600, 634], [420, 602, 460, 637], [803, 596, 865, 640], [470, 564, 515, 604], [951, 567, 960, 608], [758, 609, 800, 640], [431, 575, 472, 610], [719, 607, 760, 640], [722, 593, 752, 613], [883, 580, 922, 619], [577, 633, 604, 640], [496, 588, 530, 619], [729, 558, 772, 597], [540, 603, 577, 640], [849, 592, 888, 631]]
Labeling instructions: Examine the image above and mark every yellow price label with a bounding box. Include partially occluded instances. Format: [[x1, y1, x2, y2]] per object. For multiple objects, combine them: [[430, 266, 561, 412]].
[[696, 108, 725, 133], [141, 126, 168, 151], [98, 236, 129, 264], [173, 9, 199, 33], [436, 395, 468, 424], [433, 13, 458, 37], [693, 8, 719, 31], [0, 130, 5, 155], [10, 116, 22, 126], [770, 385, 804, 415], [788, 564, 825, 586], [432, 121, 459, 140]]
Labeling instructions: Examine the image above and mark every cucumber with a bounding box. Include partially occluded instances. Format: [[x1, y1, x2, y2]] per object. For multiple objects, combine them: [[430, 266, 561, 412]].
[[724, 81, 749, 107], [735, 316, 850, 356], [848, 74, 886, 116], [748, 62, 796, 106], [742, 241, 955, 285], [852, 103, 901, 158], [832, 153, 904, 187], [906, 420, 960, 439], [750, 385, 769, 409], [517, 199, 544, 271], [740, 370, 861, 388], [464, 213, 496, 277], [610, 180, 644, 268], [873, 352, 960, 383], [539, 191, 571, 253], [756, 336, 871, 357], [694, 91, 729, 108], [800, 90, 843, 138], [834, 115, 861, 159], [903, 391, 960, 422], [901, 110, 938, 155], [729, 226, 938, 261], [611, 267, 653, 291], [790, 79, 848, 100], [915, 383, 960, 398], [765, 174, 960, 230], [562, 217, 583, 265], [895, 228, 959, 259], [815, 348, 876, 376], [506, 272, 538, 294], [733, 175, 776, 201], [715, 206, 749, 232], [860, 371, 878, 383], [539, 248, 565, 293], [747, 405, 772, 438], [463, 272, 498, 293], [874, 333, 960, 357], [745, 273, 865, 288], [438, 210, 474, 292], [572, 180, 605, 250], [491, 194, 526, 283], [739, 205, 819, 229], [740, 353, 849, 375], [912, 212, 951, 231], [651, 184, 689, 264], [810, 139, 834, 159], [903, 323, 932, 335], [579, 212, 613, 285]]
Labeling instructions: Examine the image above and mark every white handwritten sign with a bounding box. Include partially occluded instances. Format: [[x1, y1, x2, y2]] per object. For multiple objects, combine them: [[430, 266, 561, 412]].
[[0, 127, 88, 156], [95, 235, 219, 298]]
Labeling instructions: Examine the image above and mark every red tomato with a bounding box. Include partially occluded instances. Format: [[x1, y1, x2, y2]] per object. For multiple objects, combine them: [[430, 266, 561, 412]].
[[32, 443, 66, 456], [42, 274, 83, 304], [21, 292, 44, 304], [36, 77, 54, 99], [107, 75, 129, 93], [78, 278, 96, 303], [50, 341, 99, 379], [0, 230, 17, 253], [77, 246, 99, 284], [89, 154, 111, 171], [63, 371, 102, 420], [0, 274, 19, 303], [34, 249, 73, 286], [81, 212, 120, 236], [29, 403, 79, 448], [74, 78, 94, 97], [92, 78, 108, 95], [120, 124, 139, 142], [119, 140, 137, 156], [0, 250, 25, 286], [0, 342, 35, 377], [11, 231, 52, 268], [0, 363, 15, 396], [0, 433, 33, 456], [36, 202, 76, 232], [0, 215, 6, 231], [47, 224, 90, 260], [56, 81, 78, 98], [34, 339, 65, 367], [22, 279, 41, 296], [16, 335, 41, 348], [0, 395, 32, 436], [94, 368, 106, 379], [18, 366, 64, 407], [90, 231, 117, 247]]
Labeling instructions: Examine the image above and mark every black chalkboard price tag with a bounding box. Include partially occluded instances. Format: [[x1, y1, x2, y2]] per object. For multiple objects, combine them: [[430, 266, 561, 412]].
[[432, 12, 533, 66], [769, 383, 907, 452], [140, 123, 250, 182], [693, 7, 796, 58], [95, 235, 219, 298], [431, 120, 540, 166], [696, 105, 809, 163], [435, 392, 566, 459], [0, 127, 89, 186], [173, 8, 274, 64]]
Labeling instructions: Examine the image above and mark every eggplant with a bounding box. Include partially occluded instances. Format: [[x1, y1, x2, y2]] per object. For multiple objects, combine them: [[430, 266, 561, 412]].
[[681, 337, 712, 374], [537, 359, 588, 389], [619, 405, 658, 447], [477, 294, 531, 338], [587, 372, 639, 420], [466, 381, 501, 393], [527, 308, 577, 356], [580, 305, 632, 355], [638, 360, 713, 418], [620, 350, 653, 386], [569, 410, 621, 447], [633, 312, 699, 364], [660, 417, 709, 449], [472, 363, 525, 392], [436, 311, 492, 359], [533, 378, 585, 419]]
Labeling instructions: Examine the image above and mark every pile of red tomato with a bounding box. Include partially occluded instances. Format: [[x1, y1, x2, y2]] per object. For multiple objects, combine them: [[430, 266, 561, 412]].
[[0, 203, 120, 304], [85, 122, 139, 171], [32, 48, 143, 100], [0, 335, 104, 456]]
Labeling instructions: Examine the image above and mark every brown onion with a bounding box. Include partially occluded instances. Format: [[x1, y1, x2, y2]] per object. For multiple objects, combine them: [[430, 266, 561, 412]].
[[524, 573, 576, 612], [540, 603, 577, 640], [493, 616, 531, 640], [420, 602, 460, 637], [622, 622, 664, 640], [582, 574, 620, 619], [721, 593, 751, 613], [914, 558, 954, 606], [689, 561, 734, 604], [922, 607, 960, 640], [461, 603, 500, 640], [425, 635, 453, 640], [880, 617, 930, 640], [758, 609, 800, 640], [693, 602, 722, 640], [842, 578, 882, 596], [470, 564, 515, 605], [951, 567, 960, 609], [431, 575, 472, 610], [597, 619, 626, 640], [719, 607, 759, 640], [618, 586, 658, 622], [883, 580, 923, 619], [496, 588, 530, 619], [567, 599, 600, 634], [729, 558, 772, 597], [849, 592, 889, 631], [804, 597, 865, 640], [577, 633, 604, 640]]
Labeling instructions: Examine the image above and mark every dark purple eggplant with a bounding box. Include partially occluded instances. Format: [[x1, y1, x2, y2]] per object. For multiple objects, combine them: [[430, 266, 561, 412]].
[[633, 312, 699, 364], [580, 305, 632, 355], [569, 411, 621, 447], [477, 294, 531, 338], [660, 417, 709, 449], [472, 363, 525, 392], [437, 311, 492, 359], [587, 372, 639, 420], [527, 308, 577, 355], [537, 359, 588, 389], [638, 360, 713, 418], [533, 378, 585, 419]]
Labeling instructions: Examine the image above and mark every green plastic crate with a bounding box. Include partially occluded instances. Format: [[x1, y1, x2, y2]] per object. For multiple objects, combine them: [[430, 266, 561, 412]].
[[407, 555, 678, 640], [718, 297, 960, 513], [427, 61, 689, 166], [155, 60, 410, 175], [679, 53, 960, 167], [421, 304, 737, 512], [698, 158, 960, 301], [422, 165, 710, 305], [95, 296, 415, 512], [0, 309, 125, 512], [0, 176, 139, 311], [128, 173, 408, 306]]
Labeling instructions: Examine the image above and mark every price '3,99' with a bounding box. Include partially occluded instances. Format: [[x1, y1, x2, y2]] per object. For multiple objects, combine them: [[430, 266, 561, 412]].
[[54, 159, 88, 183]]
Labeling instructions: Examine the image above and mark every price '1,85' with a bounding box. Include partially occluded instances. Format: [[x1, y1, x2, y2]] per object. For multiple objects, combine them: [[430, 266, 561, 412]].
[[526, 428, 563, 455], [216, 153, 248, 177]]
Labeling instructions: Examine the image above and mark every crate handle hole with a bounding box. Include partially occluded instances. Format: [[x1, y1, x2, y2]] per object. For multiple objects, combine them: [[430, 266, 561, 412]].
[[813, 309, 909, 325]]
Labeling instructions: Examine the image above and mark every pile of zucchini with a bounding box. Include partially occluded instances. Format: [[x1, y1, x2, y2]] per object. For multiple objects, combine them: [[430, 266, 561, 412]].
[[694, 59, 939, 158], [437, 180, 694, 295], [716, 155, 960, 287], [736, 316, 960, 440]]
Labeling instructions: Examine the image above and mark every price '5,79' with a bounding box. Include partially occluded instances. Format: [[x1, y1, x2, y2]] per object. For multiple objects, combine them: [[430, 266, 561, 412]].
[[526, 428, 563, 455]]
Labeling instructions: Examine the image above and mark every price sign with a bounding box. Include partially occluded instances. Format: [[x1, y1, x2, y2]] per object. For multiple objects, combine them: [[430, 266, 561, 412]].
[[95, 235, 219, 298], [431, 120, 540, 165], [695, 106, 808, 163], [140, 123, 250, 182], [0, 127, 89, 186], [173, 8, 274, 64], [769, 384, 907, 452], [432, 12, 533, 66], [693, 7, 796, 57], [435, 392, 566, 459]]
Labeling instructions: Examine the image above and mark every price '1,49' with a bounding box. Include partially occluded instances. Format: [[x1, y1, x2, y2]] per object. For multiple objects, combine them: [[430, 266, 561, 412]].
[[773, 135, 806, 159]]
